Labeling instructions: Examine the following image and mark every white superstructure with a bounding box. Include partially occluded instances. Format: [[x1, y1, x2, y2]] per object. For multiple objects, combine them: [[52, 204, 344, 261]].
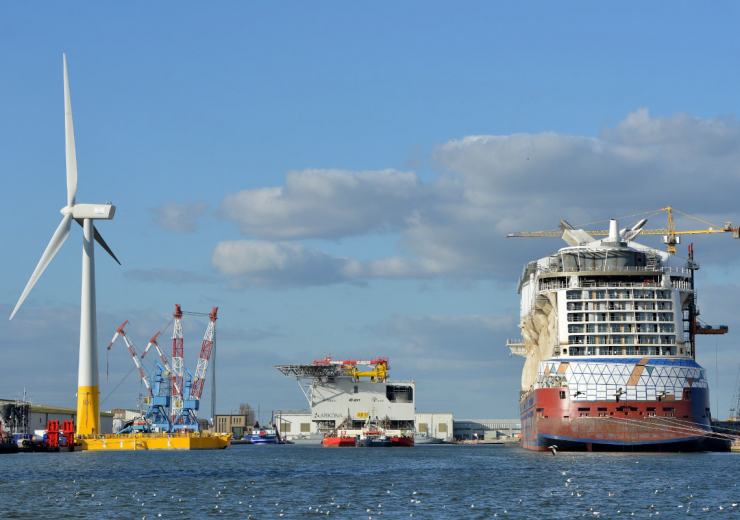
[[508, 218, 702, 394], [275, 356, 415, 435]]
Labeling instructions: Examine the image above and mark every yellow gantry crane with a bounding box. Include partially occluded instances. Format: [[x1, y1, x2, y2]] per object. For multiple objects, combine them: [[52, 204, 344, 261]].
[[507, 206, 739, 255]]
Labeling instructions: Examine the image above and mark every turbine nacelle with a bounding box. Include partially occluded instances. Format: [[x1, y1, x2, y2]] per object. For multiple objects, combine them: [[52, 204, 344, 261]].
[[61, 203, 116, 220]]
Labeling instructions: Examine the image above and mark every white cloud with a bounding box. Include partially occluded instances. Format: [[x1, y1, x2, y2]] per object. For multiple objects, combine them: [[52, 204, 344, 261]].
[[152, 200, 208, 233], [211, 241, 359, 288], [211, 240, 456, 287], [211, 109, 740, 288], [217, 168, 425, 239]]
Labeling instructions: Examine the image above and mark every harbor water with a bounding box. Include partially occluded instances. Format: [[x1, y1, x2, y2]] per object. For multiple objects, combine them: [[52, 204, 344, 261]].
[[2, 444, 739, 519]]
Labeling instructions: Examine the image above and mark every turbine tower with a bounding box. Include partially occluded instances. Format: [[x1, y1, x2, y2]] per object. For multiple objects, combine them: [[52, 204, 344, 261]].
[[9, 54, 120, 437]]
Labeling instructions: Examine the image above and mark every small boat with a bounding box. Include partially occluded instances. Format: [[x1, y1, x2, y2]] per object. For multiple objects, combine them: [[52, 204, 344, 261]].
[[250, 420, 282, 445], [414, 432, 443, 445], [355, 416, 393, 447]]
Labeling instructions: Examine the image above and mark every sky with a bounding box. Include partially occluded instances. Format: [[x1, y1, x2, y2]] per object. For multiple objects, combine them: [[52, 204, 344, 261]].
[[1, 2, 740, 421]]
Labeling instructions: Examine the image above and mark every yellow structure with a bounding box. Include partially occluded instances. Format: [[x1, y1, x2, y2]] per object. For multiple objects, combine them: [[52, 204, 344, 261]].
[[79, 432, 232, 451], [508, 206, 739, 255], [76, 386, 100, 436], [345, 362, 387, 382]]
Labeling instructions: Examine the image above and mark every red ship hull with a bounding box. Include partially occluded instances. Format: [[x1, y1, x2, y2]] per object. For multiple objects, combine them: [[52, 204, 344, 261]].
[[322, 436, 355, 447], [390, 436, 414, 447], [521, 386, 711, 452]]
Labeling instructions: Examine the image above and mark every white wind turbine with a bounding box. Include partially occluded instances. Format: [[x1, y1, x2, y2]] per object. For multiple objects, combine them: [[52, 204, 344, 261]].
[[10, 54, 120, 437]]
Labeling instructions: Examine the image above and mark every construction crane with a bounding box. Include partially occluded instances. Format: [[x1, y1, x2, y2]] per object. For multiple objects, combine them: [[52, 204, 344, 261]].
[[172, 307, 218, 431], [507, 206, 739, 255], [189, 308, 218, 401], [141, 332, 179, 394], [107, 321, 171, 432], [171, 304, 185, 426]]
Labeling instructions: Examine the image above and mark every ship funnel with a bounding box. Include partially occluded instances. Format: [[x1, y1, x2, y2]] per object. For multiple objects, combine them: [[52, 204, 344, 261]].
[[609, 219, 619, 242]]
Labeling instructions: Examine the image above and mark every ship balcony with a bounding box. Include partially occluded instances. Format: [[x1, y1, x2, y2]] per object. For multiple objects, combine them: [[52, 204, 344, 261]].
[[537, 264, 692, 276], [506, 339, 527, 358]]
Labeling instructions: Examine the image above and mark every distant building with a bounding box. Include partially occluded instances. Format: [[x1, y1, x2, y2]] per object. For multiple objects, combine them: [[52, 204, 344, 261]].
[[275, 411, 455, 442], [273, 411, 312, 441], [415, 412, 453, 441], [1, 400, 114, 435], [107, 408, 140, 422], [214, 413, 251, 440], [453, 419, 521, 441]]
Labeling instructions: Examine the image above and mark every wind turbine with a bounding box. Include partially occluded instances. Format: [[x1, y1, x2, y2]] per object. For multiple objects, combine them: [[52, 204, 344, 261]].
[[9, 54, 120, 438]]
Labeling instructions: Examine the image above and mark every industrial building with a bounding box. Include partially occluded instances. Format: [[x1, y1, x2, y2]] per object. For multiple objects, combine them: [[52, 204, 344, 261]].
[[453, 419, 521, 441], [1, 400, 114, 435], [274, 411, 455, 442], [214, 413, 251, 440], [414, 412, 453, 441]]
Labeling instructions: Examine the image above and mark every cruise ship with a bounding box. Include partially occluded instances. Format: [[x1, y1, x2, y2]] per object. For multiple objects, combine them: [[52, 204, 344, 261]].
[[508, 218, 727, 451]]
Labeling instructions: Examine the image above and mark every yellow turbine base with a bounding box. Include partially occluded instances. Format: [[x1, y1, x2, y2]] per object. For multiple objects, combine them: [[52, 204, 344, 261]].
[[76, 385, 100, 437], [79, 432, 232, 451]]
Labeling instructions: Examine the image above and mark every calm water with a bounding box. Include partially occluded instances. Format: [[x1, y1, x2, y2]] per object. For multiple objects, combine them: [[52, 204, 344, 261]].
[[1, 444, 738, 519]]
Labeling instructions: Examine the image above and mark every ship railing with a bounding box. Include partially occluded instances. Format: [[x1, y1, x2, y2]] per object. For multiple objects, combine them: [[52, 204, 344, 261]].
[[506, 339, 527, 357], [536, 265, 692, 276], [539, 280, 692, 295]]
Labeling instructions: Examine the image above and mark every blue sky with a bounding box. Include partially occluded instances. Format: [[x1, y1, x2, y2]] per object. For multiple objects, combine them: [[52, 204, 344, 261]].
[[1, 2, 739, 420]]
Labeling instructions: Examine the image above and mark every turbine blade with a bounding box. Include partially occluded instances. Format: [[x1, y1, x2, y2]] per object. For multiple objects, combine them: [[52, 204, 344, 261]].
[[74, 220, 120, 264], [63, 54, 77, 208], [9, 213, 73, 320], [93, 225, 121, 265]]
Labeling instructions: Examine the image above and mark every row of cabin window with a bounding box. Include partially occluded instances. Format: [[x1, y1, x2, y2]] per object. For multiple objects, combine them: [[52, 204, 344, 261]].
[[566, 290, 672, 300], [567, 302, 673, 311], [568, 335, 676, 345], [567, 312, 674, 322], [568, 324, 675, 333], [565, 345, 678, 356]]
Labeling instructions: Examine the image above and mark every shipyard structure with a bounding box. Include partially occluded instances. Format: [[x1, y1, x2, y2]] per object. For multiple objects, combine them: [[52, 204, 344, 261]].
[[508, 217, 731, 451], [275, 356, 415, 446]]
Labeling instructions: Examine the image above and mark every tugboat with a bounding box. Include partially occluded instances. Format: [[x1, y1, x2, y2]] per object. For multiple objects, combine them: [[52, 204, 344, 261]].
[[250, 416, 283, 445], [355, 409, 394, 447], [355, 415, 393, 447]]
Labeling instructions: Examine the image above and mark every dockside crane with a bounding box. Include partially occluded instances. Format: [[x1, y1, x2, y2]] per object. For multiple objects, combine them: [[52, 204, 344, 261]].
[[189, 308, 218, 401], [507, 206, 739, 255], [172, 307, 218, 431], [107, 321, 171, 432], [108, 321, 152, 397], [171, 304, 185, 425]]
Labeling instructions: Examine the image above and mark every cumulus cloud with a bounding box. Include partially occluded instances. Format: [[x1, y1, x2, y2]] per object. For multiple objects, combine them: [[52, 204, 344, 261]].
[[217, 168, 425, 239], [152, 200, 208, 233], [211, 109, 740, 288], [210, 240, 455, 287]]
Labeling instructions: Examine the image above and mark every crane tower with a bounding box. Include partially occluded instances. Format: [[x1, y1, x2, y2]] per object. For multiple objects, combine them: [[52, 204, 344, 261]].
[[171, 304, 184, 424]]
